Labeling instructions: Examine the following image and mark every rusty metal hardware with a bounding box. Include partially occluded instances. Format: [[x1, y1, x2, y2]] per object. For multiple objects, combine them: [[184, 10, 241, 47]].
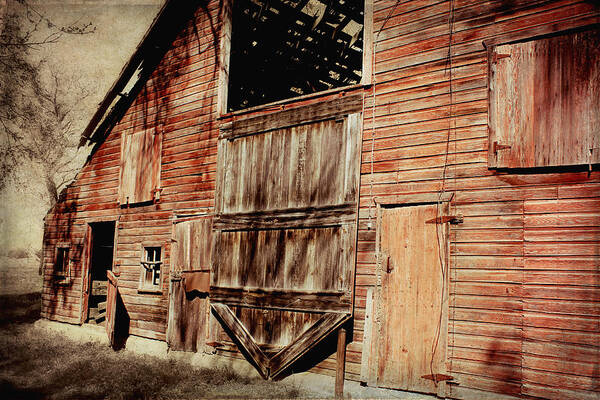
[[493, 141, 512, 154], [426, 215, 464, 224], [492, 52, 511, 63], [386, 256, 394, 273], [422, 373, 455, 382]]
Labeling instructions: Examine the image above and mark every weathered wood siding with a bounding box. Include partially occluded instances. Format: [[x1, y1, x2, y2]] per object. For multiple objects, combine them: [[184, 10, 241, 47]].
[[41, 0, 600, 398], [167, 217, 212, 351], [488, 27, 600, 168], [42, 2, 223, 340], [357, 1, 600, 399]]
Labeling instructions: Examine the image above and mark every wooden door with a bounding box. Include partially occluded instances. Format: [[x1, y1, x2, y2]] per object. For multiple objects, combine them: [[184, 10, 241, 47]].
[[211, 96, 362, 378], [372, 204, 449, 395], [119, 128, 162, 205], [167, 217, 213, 352], [80, 225, 93, 324], [488, 27, 600, 169], [105, 270, 128, 349], [105, 270, 118, 348]]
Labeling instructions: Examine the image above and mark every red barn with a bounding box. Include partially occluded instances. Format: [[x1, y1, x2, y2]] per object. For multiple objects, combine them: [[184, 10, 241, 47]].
[[42, 1, 600, 398]]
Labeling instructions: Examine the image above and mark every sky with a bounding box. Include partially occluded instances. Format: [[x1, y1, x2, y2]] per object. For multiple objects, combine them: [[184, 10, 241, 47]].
[[0, 0, 164, 254]]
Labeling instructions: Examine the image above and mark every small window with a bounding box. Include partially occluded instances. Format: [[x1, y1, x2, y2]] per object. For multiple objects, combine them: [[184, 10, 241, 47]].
[[488, 27, 600, 168], [139, 245, 163, 293], [54, 243, 71, 282], [225, 0, 365, 112]]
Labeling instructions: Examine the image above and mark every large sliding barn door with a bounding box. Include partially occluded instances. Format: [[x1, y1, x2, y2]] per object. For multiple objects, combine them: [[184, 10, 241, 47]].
[[212, 96, 362, 379], [368, 204, 450, 396]]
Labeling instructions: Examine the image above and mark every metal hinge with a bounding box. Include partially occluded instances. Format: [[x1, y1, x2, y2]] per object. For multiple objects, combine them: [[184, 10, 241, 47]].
[[426, 215, 463, 225], [422, 373, 455, 382], [385, 255, 394, 273], [153, 187, 163, 202], [493, 141, 512, 154], [492, 52, 511, 63]]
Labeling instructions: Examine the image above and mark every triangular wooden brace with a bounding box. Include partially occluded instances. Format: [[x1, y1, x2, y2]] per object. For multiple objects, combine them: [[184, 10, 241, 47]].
[[210, 303, 270, 378], [269, 312, 350, 379], [211, 303, 350, 380]]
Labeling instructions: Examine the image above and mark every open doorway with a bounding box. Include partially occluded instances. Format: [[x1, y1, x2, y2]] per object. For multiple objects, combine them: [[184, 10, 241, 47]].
[[86, 221, 116, 325]]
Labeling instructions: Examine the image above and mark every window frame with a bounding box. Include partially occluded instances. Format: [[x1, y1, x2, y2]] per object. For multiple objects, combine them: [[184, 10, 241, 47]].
[[53, 242, 71, 283], [138, 242, 164, 294], [217, 0, 373, 117]]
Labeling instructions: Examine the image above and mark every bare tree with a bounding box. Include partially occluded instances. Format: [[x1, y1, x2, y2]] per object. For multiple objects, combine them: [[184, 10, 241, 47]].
[[0, 0, 95, 203], [24, 67, 93, 204]]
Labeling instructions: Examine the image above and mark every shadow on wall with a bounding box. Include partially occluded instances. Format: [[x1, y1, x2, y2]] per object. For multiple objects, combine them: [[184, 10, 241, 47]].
[[486, 340, 522, 395]]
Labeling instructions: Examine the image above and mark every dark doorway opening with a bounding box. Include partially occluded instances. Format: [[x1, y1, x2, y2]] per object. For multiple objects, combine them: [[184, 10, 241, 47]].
[[87, 221, 115, 325]]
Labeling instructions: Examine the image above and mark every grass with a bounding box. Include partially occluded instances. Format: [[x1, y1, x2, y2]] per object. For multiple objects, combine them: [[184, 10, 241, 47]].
[[0, 255, 42, 295], [0, 293, 305, 399]]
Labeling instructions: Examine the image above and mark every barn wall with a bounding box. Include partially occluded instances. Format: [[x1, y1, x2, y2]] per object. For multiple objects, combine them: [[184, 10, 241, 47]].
[[42, 2, 223, 340], [356, 1, 600, 399], [41, 0, 600, 398]]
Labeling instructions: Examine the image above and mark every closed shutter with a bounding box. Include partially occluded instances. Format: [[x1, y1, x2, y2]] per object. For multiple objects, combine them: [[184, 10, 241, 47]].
[[488, 28, 600, 168], [119, 128, 162, 204]]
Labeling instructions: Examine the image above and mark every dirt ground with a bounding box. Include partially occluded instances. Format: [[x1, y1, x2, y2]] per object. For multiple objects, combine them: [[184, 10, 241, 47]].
[[0, 292, 310, 399]]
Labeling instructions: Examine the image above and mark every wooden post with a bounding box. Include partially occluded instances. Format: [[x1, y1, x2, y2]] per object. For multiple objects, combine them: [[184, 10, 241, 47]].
[[335, 327, 347, 398]]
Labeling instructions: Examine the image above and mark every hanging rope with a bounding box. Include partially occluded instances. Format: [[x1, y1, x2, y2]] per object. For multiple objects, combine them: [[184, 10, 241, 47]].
[[430, 0, 455, 386], [368, 1, 399, 230]]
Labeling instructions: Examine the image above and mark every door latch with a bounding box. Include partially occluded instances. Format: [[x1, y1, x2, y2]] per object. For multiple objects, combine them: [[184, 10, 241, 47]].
[[386, 255, 394, 273], [493, 141, 511, 154]]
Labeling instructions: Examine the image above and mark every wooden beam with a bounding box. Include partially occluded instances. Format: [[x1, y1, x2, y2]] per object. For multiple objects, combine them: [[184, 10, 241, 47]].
[[213, 203, 356, 230], [335, 327, 347, 398], [210, 286, 352, 313], [220, 94, 362, 139], [269, 312, 350, 378], [211, 303, 270, 379], [359, 287, 374, 383], [217, 0, 232, 116]]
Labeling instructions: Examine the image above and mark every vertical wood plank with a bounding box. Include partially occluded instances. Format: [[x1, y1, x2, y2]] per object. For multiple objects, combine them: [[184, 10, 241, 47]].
[[360, 287, 374, 383], [295, 125, 309, 207], [216, 0, 232, 115], [308, 121, 322, 206], [319, 120, 336, 205], [344, 113, 361, 203], [237, 137, 249, 213], [335, 327, 347, 398], [491, 28, 600, 168]]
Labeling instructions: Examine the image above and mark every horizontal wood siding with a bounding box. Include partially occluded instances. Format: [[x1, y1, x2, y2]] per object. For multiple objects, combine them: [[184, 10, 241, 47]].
[[41, 0, 600, 395], [42, 3, 223, 340], [357, 1, 600, 399]]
